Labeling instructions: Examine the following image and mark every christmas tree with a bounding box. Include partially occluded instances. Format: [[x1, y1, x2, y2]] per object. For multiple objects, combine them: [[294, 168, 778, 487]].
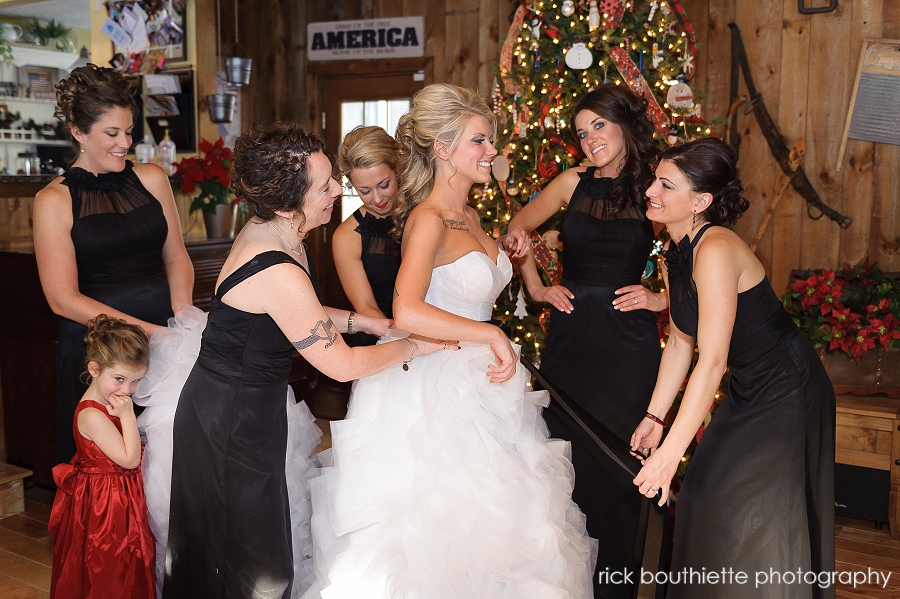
[[475, 0, 716, 362]]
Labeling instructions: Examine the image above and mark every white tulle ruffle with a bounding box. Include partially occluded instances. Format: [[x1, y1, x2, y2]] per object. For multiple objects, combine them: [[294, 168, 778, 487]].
[[133, 306, 321, 598], [304, 332, 597, 599]]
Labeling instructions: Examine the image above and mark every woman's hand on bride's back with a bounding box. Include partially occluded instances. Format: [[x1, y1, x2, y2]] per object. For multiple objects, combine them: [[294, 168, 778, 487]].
[[487, 329, 517, 383], [357, 314, 392, 337]]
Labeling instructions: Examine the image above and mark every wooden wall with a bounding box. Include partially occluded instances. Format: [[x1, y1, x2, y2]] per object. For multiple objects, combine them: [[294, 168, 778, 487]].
[[681, 0, 900, 291], [229, 0, 517, 129]]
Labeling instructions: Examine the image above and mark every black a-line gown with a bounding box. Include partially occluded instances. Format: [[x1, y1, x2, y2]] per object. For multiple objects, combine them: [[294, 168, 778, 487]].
[[55, 161, 172, 462], [663, 224, 835, 599], [539, 168, 662, 599], [164, 251, 318, 599]]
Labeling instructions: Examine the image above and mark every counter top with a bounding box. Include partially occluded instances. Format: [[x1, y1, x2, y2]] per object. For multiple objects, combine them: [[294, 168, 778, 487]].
[[0, 175, 55, 184]]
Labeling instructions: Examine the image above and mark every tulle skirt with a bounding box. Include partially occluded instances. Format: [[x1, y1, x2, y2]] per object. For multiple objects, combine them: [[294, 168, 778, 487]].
[[303, 332, 597, 598], [134, 307, 321, 597]]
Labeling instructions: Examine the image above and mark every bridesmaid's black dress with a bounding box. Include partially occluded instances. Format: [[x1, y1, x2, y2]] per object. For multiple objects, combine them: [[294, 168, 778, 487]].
[[346, 208, 400, 346], [663, 224, 835, 598], [539, 168, 662, 598], [164, 251, 319, 599], [56, 161, 172, 461]]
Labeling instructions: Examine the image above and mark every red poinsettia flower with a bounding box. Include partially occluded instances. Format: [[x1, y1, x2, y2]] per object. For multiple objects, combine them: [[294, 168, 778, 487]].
[[848, 326, 877, 361], [172, 137, 235, 214], [869, 314, 900, 349]]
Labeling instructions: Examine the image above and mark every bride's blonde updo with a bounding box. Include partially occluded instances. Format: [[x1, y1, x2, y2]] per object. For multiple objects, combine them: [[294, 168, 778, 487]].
[[391, 83, 496, 241], [54, 64, 137, 160]]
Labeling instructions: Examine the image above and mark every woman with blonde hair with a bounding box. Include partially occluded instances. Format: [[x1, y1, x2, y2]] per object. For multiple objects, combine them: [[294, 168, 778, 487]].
[[305, 84, 596, 598], [332, 126, 402, 345]]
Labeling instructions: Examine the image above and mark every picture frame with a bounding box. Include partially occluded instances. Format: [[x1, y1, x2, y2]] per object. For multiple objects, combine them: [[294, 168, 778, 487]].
[[23, 67, 55, 100]]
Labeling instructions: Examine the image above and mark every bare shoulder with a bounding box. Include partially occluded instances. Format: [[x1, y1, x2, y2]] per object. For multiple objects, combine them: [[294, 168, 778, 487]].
[[34, 177, 69, 205], [333, 212, 362, 242], [131, 162, 172, 195], [406, 203, 445, 231]]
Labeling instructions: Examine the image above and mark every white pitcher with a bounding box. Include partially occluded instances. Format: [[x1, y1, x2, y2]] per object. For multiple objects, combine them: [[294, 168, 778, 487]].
[[0, 23, 22, 43]]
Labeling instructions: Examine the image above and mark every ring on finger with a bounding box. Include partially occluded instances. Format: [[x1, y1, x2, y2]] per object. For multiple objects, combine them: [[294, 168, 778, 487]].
[[633, 298, 638, 305], [442, 341, 447, 350]]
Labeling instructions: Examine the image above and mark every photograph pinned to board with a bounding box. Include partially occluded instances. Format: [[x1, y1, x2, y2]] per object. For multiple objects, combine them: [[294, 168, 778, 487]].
[[103, 0, 186, 69]]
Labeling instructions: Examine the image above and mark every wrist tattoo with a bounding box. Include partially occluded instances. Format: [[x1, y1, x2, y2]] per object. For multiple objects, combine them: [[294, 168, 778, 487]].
[[442, 217, 469, 232], [292, 319, 337, 350]]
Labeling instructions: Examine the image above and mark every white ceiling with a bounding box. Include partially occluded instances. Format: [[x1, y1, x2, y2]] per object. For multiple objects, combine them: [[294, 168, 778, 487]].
[[0, 0, 91, 31]]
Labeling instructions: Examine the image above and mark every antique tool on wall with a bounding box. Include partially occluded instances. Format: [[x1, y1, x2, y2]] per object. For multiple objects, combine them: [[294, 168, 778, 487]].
[[798, 0, 837, 15], [748, 139, 805, 252], [728, 23, 852, 229]]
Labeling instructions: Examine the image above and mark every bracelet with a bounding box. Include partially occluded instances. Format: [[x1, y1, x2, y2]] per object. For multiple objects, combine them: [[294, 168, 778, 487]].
[[347, 311, 355, 335], [401, 338, 415, 371], [644, 411, 666, 427]]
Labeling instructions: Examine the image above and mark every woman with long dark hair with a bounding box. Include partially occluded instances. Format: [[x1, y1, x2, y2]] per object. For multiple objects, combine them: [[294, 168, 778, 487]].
[[509, 84, 665, 598]]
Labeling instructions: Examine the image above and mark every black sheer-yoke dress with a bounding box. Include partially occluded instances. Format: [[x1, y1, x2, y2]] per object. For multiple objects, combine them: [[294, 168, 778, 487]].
[[164, 251, 319, 599], [56, 161, 172, 461], [346, 208, 400, 346], [539, 167, 662, 598], [663, 224, 835, 599]]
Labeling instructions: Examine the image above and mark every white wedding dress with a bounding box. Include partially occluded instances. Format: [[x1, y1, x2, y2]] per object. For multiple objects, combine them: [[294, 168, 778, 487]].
[[133, 306, 321, 598], [303, 251, 597, 599]]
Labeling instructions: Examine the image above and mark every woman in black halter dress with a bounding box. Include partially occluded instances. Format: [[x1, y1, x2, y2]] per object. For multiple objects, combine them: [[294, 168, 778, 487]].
[[163, 123, 444, 598], [33, 65, 193, 462], [509, 85, 666, 598], [631, 138, 834, 598], [332, 126, 401, 345]]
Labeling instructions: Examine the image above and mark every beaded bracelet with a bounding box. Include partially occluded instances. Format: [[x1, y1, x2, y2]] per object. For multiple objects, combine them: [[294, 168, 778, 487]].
[[644, 411, 666, 427], [347, 311, 355, 335]]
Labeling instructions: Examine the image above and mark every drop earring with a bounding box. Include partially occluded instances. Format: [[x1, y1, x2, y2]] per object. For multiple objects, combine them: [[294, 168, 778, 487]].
[[691, 210, 700, 230], [80, 146, 85, 153], [290, 214, 295, 229]]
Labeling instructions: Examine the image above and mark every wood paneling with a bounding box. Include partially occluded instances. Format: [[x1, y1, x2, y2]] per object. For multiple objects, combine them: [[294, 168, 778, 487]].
[[685, 0, 900, 292]]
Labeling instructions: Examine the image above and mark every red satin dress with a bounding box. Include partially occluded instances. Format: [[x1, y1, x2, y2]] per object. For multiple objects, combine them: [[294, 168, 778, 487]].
[[48, 400, 155, 598]]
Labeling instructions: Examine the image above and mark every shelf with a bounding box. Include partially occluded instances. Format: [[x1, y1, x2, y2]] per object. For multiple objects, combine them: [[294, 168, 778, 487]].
[[0, 129, 67, 145], [0, 97, 57, 105], [8, 43, 78, 70]]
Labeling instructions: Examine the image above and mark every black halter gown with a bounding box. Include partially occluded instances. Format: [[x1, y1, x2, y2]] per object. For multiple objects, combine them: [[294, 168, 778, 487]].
[[663, 224, 835, 598], [56, 161, 172, 462]]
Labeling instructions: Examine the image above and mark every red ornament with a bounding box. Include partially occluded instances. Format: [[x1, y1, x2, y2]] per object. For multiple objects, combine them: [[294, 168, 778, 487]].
[[539, 308, 552, 335]]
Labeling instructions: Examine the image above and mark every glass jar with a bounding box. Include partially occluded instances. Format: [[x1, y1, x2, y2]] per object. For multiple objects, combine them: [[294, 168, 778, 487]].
[[16, 152, 40, 176]]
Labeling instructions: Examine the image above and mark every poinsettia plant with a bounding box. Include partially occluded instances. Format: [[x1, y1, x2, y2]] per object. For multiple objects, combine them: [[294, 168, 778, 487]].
[[781, 264, 900, 361], [173, 137, 235, 215]]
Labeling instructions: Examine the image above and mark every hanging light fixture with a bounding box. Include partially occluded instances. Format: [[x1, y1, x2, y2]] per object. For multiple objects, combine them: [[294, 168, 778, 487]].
[[225, 0, 252, 86], [208, 0, 235, 123]]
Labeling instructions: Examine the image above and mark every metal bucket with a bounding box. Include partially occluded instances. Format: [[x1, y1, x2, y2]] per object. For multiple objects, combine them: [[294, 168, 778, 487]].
[[207, 93, 236, 123], [225, 43, 252, 86], [226, 56, 252, 86]]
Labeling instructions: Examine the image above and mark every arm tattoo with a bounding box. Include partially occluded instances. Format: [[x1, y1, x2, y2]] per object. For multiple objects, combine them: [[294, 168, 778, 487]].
[[292, 319, 337, 350], [442, 217, 469, 232]]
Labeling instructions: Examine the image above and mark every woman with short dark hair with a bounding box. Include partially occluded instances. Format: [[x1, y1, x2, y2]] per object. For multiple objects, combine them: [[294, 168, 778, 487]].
[[163, 122, 445, 598]]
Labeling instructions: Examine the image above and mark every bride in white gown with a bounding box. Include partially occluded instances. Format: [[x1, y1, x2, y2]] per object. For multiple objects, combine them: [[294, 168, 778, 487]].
[[304, 83, 597, 599]]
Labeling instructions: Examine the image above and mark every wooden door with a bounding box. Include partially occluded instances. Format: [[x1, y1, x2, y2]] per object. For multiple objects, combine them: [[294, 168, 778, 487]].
[[308, 68, 427, 310]]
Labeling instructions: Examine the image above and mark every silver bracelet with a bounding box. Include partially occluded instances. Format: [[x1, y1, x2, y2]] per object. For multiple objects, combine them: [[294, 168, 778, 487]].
[[347, 311, 355, 335], [401, 338, 414, 371]]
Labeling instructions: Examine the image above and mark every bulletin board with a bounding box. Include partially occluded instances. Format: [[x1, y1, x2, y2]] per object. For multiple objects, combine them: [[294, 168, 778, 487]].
[[103, 0, 187, 68]]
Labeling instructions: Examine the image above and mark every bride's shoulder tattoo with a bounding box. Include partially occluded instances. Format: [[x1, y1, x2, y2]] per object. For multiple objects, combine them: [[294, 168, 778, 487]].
[[442, 217, 468, 232], [292, 319, 337, 350]]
